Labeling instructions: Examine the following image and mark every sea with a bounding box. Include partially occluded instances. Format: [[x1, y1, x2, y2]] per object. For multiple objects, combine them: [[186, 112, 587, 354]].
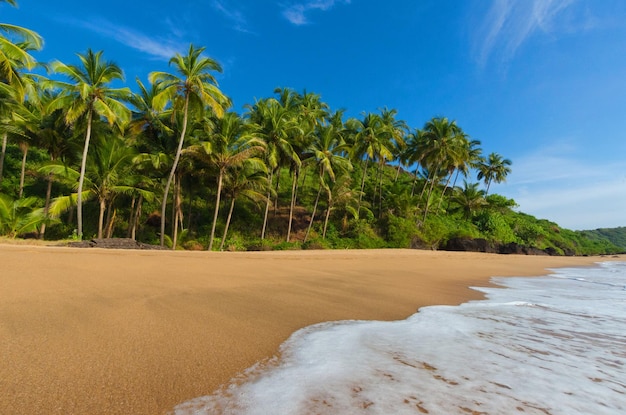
[[172, 261, 626, 415]]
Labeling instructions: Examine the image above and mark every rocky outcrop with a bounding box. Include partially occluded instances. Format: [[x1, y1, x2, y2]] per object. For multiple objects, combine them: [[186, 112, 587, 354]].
[[442, 237, 563, 256], [66, 238, 167, 250]]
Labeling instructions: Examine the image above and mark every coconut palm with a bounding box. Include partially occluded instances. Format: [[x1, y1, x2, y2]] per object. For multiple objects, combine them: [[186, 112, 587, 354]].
[[219, 158, 269, 251], [0, 193, 44, 237], [418, 117, 464, 222], [184, 112, 265, 250], [450, 181, 487, 219], [0, 39, 42, 185], [42, 136, 152, 238], [304, 123, 352, 242], [278, 88, 329, 242], [374, 107, 407, 214], [149, 44, 230, 247], [346, 112, 389, 215], [246, 97, 300, 239], [477, 152, 512, 194], [0, 15, 43, 101], [47, 49, 131, 238]]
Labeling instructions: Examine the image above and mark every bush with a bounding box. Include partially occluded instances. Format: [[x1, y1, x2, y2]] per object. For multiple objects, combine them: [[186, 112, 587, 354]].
[[474, 211, 517, 243], [384, 214, 418, 248]]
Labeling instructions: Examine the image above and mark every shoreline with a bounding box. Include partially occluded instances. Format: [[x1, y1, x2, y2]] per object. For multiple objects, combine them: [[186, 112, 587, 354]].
[[1, 244, 622, 415]]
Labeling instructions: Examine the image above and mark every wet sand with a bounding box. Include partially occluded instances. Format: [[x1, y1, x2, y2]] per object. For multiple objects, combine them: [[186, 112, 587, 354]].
[[0, 244, 618, 414]]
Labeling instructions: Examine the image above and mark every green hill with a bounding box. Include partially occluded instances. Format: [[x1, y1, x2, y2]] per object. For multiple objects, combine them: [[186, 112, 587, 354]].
[[578, 227, 626, 251]]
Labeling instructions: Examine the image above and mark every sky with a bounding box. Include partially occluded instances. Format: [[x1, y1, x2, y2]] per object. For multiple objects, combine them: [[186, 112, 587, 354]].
[[3, 0, 626, 230]]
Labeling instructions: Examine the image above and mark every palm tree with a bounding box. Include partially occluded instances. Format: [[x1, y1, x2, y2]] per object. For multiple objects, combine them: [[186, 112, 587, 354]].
[[477, 152, 512, 194], [246, 97, 300, 239], [9, 77, 47, 198], [419, 117, 463, 223], [0, 193, 44, 238], [219, 158, 268, 251], [374, 107, 406, 215], [346, 112, 390, 215], [47, 49, 131, 239], [0, 6, 43, 101], [42, 136, 152, 238], [278, 88, 329, 242], [450, 181, 486, 219], [149, 44, 230, 247], [0, 32, 42, 185], [304, 123, 352, 242], [184, 112, 265, 250]]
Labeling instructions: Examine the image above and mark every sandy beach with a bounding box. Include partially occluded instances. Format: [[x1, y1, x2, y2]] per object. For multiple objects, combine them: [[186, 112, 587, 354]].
[[0, 244, 620, 415]]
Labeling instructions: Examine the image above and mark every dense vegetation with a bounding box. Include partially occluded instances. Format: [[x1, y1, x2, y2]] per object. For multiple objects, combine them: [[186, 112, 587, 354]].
[[578, 227, 626, 251], [0, 1, 622, 255]]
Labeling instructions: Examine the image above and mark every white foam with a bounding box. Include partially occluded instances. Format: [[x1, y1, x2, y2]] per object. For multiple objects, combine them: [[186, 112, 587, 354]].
[[172, 262, 626, 415]]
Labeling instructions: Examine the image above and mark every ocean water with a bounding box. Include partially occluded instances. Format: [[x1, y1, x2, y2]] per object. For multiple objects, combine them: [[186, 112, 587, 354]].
[[172, 261, 626, 415]]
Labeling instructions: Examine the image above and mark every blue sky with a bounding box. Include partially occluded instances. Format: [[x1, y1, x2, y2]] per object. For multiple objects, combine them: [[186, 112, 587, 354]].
[[3, 0, 626, 230]]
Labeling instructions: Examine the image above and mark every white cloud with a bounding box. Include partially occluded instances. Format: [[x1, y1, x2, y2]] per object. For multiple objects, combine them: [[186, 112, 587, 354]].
[[496, 146, 626, 230], [212, 0, 254, 34], [61, 17, 187, 60], [282, 0, 351, 25], [474, 0, 578, 66]]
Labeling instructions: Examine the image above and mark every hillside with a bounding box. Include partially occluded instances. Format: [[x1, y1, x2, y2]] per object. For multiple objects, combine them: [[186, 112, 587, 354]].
[[578, 227, 626, 251]]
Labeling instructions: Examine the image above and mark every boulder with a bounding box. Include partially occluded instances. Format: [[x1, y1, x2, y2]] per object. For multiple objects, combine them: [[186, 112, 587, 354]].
[[66, 238, 167, 250]]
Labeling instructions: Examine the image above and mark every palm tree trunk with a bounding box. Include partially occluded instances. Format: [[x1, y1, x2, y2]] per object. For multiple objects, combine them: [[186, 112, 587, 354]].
[[131, 195, 143, 240], [18, 143, 28, 198], [436, 171, 453, 211], [161, 93, 190, 247], [446, 170, 462, 210], [219, 197, 236, 251], [127, 195, 136, 238], [261, 170, 273, 240], [410, 166, 419, 197], [0, 132, 7, 186], [378, 161, 385, 217], [422, 173, 439, 224], [77, 110, 94, 239], [286, 167, 299, 242], [418, 169, 434, 203], [357, 156, 369, 213], [394, 163, 402, 182], [97, 197, 106, 239], [304, 184, 322, 243], [208, 170, 224, 251], [105, 204, 116, 238], [273, 168, 281, 215], [322, 191, 332, 239], [39, 172, 54, 239], [172, 173, 183, 249]]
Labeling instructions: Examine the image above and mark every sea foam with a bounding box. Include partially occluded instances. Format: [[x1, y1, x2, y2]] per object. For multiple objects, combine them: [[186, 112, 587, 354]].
[[172, 261, 626, 415]]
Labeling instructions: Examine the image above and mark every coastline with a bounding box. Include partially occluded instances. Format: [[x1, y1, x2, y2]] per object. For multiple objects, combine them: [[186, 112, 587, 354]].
[[0, 244, 621, 415]]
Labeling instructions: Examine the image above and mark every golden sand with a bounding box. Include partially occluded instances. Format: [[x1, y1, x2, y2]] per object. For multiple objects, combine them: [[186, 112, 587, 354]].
[[0, 244, 619, 414]]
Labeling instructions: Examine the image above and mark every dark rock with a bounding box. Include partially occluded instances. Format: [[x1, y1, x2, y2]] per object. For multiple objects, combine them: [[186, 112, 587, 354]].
[[410, 236, 430, 250], [67, 238, 167, 250], [444, 237, 496, 253]]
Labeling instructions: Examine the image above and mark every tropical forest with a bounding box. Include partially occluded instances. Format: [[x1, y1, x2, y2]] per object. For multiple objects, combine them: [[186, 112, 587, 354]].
[[0, 1, 622, 255]]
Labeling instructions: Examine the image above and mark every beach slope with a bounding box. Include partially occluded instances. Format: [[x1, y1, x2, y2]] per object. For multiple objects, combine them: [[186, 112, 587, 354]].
[[0, 245, 615, 414]]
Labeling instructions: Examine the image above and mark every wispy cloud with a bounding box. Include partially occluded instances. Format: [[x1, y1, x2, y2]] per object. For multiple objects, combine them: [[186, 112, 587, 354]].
[[282, 0, 351, 25], [498, 145, 626, 229], [60, 17, 187, 60], [212, 0, 254, 34], [474, 0, 577, 66]]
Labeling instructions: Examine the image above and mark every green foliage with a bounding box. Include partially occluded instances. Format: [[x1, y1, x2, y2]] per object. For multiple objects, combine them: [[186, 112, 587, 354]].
[[345, 219, 386, 249], [383, 214, 418, 248], [0, 6, 618, 255], [0, 194, 46, 237], [579, 227, 626, 250], [473, 211, 517, 243]]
